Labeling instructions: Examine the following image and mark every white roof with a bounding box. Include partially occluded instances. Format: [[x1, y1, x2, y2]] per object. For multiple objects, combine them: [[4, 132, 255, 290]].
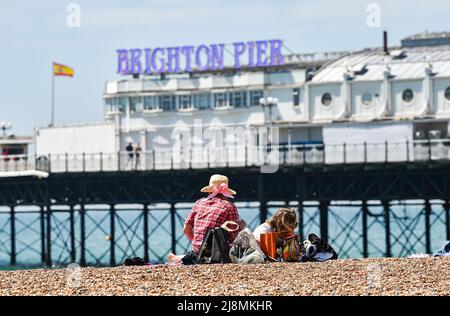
[[0, 136, 33, 145], [311, 45, 450, 83], [403, 31, 450, 40]]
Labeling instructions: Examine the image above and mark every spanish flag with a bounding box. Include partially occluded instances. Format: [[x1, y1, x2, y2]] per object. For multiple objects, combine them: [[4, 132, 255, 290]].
[[53, 62, 74, 77]]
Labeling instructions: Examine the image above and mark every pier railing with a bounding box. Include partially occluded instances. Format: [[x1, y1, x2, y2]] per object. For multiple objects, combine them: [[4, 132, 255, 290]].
[[1, 139, 450, 174]]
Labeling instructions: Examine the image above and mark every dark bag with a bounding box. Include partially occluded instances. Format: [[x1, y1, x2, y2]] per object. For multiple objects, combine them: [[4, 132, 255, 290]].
[[181, 250, 198, 265], [123, 257, 146, 266], [197, 221, 238, 264], [301, 233, 338, 262]]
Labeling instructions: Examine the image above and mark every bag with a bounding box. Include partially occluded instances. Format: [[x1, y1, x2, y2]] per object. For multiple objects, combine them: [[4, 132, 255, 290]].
[[123, 257, 146, 266], [197, 221, 239, 264], [229, 227, 265, 264], [276, 235, 302, 262], [301, 233, 338, 262], [181, 250, 198, 265], [260, 232, 279, 260], [433, 240, 450, 257]]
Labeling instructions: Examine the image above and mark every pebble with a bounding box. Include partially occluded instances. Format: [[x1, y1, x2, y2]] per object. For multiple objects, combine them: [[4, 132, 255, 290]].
[[0, 257, 449, 295]]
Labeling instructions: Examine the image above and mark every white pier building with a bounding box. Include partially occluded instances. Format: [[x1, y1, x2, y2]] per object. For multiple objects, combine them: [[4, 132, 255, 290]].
[[24, 31, 450, 173]]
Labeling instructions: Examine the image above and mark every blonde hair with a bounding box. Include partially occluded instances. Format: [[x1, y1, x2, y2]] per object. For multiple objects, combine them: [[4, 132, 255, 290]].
[[267, 208, 297, 236]]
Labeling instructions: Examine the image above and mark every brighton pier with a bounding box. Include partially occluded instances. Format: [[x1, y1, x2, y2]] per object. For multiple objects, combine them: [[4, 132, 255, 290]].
[[0, 142, 450, 267], [116, 39, 285, 74], [2, 31, 450, 268]]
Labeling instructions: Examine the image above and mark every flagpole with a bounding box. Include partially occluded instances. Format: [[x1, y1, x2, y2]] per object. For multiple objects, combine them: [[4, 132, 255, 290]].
[[51, 63, 55, 127]]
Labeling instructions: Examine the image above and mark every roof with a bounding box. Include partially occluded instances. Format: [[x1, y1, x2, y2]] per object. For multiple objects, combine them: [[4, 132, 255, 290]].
[[0, 135, 33, 145], [403, 31, 450, 40], [36, 122, 114, 130], [311, 45, 450, 84]]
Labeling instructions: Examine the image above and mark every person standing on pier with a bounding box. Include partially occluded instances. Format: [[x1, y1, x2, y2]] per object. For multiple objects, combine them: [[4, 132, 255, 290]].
[[168, 174, 240, 264], [125, 141, 134, 169], [134, 142, 142, 170]]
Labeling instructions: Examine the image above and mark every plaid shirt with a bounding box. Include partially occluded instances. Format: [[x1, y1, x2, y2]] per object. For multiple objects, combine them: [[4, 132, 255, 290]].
[[185, 194, 239, 254]]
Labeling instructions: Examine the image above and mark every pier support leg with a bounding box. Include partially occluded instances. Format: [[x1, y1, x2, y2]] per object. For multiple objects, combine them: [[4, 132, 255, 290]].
[[425, 200, 432, 254], [10, 206, 16, 266], [110, 204, 116, 267], [79, 181, 86, 267], [298, 200, 304, 243], [445, 200, 450, 241], [79, 206, 86, 267], [45, 201, 52, 267], [70, 205, 76, 263], [143, 204, 149, 263], [319, 201, 329, 242], [296, 171, 304, 242], [362, 201, 369, 258], [40, 205, 45, 265], [383, 200, 391, 257], [170, 202, 176, 255], [258, 174, 267, 224]]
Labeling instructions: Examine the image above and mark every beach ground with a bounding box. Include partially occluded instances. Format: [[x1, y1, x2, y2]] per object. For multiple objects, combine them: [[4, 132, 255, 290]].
[[0, 257, 449, 296]]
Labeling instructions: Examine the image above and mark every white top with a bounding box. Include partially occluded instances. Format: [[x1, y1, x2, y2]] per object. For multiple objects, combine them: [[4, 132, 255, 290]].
[[253, 222, 273, 242]]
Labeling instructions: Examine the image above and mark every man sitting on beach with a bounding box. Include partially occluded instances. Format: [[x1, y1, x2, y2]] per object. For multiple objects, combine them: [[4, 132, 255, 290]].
[[168, 174, 240, 264]]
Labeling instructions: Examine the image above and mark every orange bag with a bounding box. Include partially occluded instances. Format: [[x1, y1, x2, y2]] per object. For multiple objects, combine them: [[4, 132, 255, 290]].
[[260, 232, 279, 259]]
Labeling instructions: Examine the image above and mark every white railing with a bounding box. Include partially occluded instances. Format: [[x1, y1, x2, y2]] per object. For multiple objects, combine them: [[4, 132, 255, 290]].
[[1, 139, 450, 174]]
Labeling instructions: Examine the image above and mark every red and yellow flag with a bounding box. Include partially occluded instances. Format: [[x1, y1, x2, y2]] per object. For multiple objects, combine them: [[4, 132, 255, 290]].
[[53, 62, 74, 77]]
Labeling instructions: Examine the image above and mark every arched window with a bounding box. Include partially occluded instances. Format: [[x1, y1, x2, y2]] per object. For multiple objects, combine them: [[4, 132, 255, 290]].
[[445, 87, 450, 101], [321, 93, 332, 106], [402, 89, 414, 103], [361, 92, 373, 106]]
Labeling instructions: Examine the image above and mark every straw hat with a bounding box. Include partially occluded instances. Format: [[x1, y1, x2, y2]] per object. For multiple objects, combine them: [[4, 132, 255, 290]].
[[200, 174, 237, 195]]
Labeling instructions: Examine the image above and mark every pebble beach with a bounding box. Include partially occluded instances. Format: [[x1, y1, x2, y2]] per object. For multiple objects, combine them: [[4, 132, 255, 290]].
[[0, 257, 449, 296]]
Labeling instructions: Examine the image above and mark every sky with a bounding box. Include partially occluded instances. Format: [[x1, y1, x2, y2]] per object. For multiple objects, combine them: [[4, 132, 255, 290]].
[[1, 0, 449, 136]]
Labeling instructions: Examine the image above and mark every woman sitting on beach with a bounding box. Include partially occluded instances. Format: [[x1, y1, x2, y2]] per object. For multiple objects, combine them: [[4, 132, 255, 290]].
[[253, 208, 298, 244], [168, 174, 240, 264]]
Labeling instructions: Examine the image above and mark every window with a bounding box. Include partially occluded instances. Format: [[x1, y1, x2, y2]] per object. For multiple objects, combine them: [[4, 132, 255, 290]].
[[194, 93, 211, 110], [159, 95, 175, 111], [105, 98, 114, 112], [178, 95, 192, 110], [361, 92, 373, 106], [292, 88, 300, 106], [143, 96, 160, 111], [128, 96, 141, 113], [229, 91, 247, 107], [402, 89, 414, 103], [250, 90, 264, 106], [105, 97, 127, 113], [321, 93, 332, 106], [213, 93, 227, 108], [116, 97, 127, 112], [445, 87, 450, 101]]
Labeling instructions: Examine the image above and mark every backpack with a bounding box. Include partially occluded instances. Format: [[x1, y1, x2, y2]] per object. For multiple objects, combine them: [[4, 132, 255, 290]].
[[197, 221, 239, 264]]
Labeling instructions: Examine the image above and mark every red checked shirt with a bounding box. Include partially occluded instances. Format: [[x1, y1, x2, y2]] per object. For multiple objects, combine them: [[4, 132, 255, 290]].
[[185, 194, 239, 254]]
